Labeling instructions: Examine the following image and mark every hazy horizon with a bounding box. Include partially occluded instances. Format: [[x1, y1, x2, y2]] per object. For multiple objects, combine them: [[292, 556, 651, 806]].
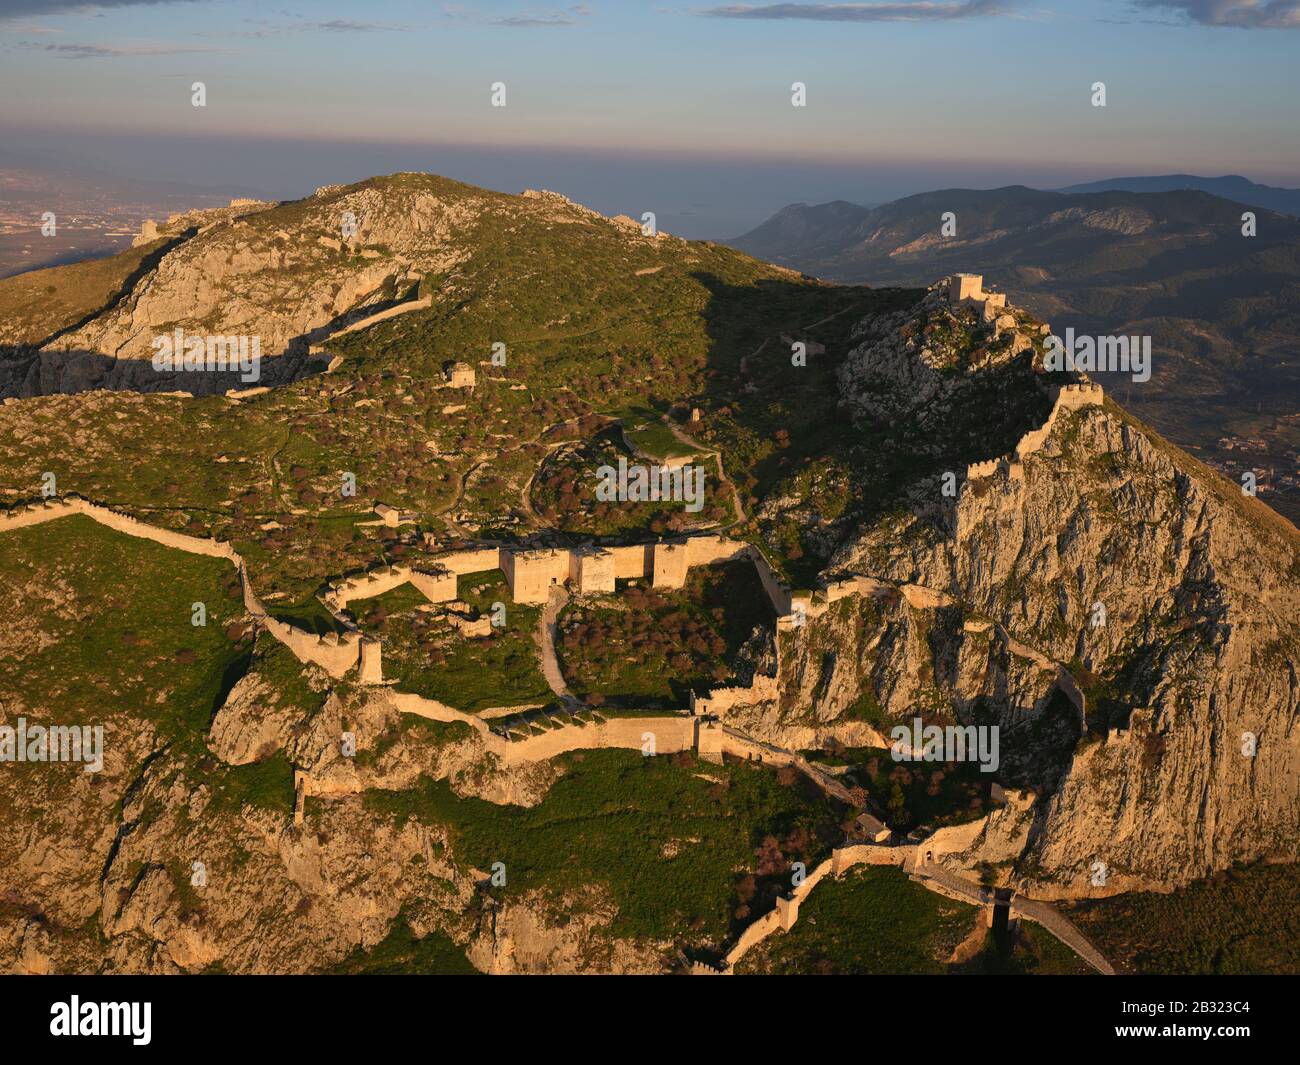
[[18, 126, 1296, 239], [3, 0, 1299, 237]]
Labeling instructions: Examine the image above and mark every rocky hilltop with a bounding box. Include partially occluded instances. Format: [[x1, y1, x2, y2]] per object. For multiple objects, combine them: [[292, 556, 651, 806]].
[[729, 186, 1300, 530], [0, 173, 1295, 973], [0, 175, 669, 397], [775, 283, 1299, 894]]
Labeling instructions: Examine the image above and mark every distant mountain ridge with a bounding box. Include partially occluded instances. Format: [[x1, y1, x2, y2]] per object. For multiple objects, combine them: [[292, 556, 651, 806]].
[[729, 181, 1300, 526], [1058, 174, 1300, 217]]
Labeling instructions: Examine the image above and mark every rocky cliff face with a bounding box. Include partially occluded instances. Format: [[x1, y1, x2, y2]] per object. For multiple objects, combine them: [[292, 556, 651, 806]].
[[764, 286, 1300, 895], [8, 174, 679, 398], [13, 177, 491, 396], [0, 633, 585, 975]]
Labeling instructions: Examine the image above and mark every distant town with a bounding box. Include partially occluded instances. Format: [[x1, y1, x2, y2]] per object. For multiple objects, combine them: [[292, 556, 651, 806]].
[[1197, 416, 1300, 522], [0, 166, 229, 278]]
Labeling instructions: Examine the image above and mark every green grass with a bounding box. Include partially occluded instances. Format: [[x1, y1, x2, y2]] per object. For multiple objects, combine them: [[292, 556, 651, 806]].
[[362, 749, 846, 944], [328, 918, 479, 975], [531, 425, 731, 535], [247, 639, 329, 720], [620, 414, 697, 461], [0, 513, 249, 758], [738, 865, 971, 974], [0, 237, 168, 345], [1066, 862, 1300, 974], [352, 569, 551, 712], [207, 751, 296, 816]]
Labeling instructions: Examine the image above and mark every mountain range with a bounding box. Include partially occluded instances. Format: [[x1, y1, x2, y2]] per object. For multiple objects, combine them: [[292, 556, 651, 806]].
[[1058, 174, 1300, 217]]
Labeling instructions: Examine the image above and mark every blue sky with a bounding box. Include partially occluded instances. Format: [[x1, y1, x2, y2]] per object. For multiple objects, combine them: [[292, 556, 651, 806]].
[[2, 1, 1298, 235]]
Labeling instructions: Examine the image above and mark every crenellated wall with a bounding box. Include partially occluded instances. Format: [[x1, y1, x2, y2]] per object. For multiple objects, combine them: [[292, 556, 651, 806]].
[[964, 382, 1104, 487]]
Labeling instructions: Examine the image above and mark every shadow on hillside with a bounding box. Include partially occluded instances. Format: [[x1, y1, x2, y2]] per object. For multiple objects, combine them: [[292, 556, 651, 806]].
[[0, 265, 421, 399], [688, 272, 1056, 584]]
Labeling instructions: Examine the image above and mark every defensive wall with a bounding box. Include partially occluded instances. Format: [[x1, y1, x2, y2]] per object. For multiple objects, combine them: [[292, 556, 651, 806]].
[[304, 293, 433, 374], [3, 496, 1115, 975], [0, 496, 371, 680], [495, 714, 697, 767], [963, 383, 1104, 487], [4, 497, 1087, 729], [306, 294, 431, 355], [707, 824, 1113, 974], [945, 274, 1105, 488]]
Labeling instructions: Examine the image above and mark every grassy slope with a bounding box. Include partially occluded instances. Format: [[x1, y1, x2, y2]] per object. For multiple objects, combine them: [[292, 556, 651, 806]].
[[350, 569, 551, 711], [363, 749, 846, 945], [0, 513, 245, 749], [1066, 862, 1300, 974], [0, 238, 168, 346], [737, 865, 970, 974], [0, 515, 320, 820], [328, 919, 480, 975], [0, 174, 917, 599]]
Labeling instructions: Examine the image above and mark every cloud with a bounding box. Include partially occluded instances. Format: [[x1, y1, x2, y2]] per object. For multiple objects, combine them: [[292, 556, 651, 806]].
[[20, 39, 216, 56], [695, 0, 1011, 20], [1130, 1, 1300, 27], [440, 3, 591, 27], [0, 0, 204, 19], [490, 14, 579, 25], [192, 17, 414, 40], [312, 19, 409, 33]]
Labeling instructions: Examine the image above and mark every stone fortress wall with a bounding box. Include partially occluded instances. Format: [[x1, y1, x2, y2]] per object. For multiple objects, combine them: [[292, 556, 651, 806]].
[[0, 493, 806, 707], [963, 382, 1104, 485], [0, 495, 370, 679], [694, 803, 1112, 975], [316, 295, 432, 344], [4, 441, 1090, 727], [304, 294, 436, 376], [324, 532, 807, 713], [3, 496, 1114, 976], [948, 274, 1105, 488]]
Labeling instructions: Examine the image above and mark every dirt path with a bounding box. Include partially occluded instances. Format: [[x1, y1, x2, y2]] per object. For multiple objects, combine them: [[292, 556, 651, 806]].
[[535, 584, 581, 711], [664, 420, 747, 527]]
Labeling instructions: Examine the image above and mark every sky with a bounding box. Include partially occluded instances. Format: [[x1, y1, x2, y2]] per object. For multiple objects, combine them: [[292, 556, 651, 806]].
[[2, 0, 1299, 236]]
